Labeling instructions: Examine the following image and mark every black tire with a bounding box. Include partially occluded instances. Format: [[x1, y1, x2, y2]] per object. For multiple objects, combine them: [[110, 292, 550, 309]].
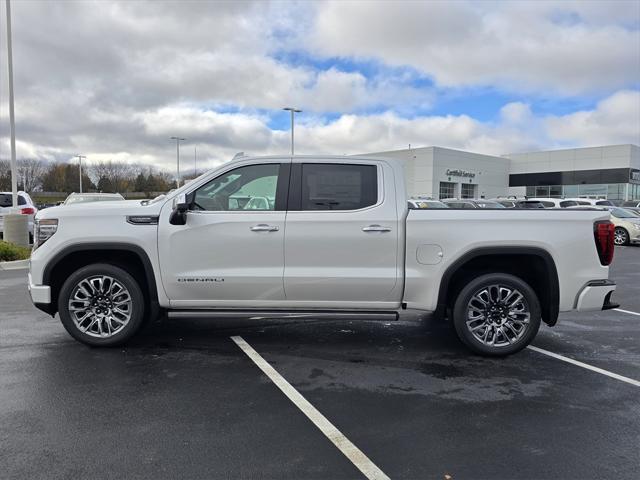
[[58, 263, 146, 347], [614, 227, 629, 246], [452, 273, 541, 356]]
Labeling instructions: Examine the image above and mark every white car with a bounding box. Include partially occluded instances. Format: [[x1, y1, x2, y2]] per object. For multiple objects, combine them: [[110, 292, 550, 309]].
[[564, 198, 616, 207], [408, 199, 448, 209], [526, 198, 582, 208], [0, 191, 38, 242], [29, 155, 618, 356], [63, 192, 125, 205]]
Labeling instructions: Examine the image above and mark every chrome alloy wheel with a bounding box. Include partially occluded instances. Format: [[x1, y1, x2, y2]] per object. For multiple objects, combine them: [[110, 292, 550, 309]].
[[614, 228, 627, 246], [465, 284, 530, 347], [68, 275, 133, 338]]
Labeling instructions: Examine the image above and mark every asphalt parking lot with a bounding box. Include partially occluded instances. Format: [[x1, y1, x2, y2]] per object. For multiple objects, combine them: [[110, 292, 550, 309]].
[[1, 247, 639, 480]]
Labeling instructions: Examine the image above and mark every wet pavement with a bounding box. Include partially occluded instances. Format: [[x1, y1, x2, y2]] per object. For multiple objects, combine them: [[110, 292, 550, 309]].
[[1, 246, 639, 479]]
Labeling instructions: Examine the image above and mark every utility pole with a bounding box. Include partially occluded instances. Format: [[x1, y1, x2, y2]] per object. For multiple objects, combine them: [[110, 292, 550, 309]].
[[283, 107, 301, 155], [170, 136, 186, 187], [5, 0, 17, 207], [75, 155, 86, 193]]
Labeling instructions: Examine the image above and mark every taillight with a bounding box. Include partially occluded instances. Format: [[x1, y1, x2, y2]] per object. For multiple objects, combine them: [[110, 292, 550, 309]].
[[594, 220, 615, 266], [20, 207, 36, 215]]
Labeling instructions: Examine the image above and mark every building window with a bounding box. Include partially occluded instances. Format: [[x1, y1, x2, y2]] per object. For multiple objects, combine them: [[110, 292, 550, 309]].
[[439, 182, 455, 199], [461, 183, 476, 199], [535, 186, 549, 197]]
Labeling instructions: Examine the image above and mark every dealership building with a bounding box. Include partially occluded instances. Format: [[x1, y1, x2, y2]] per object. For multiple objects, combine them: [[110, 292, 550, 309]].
[[367, 144, 640, 201]]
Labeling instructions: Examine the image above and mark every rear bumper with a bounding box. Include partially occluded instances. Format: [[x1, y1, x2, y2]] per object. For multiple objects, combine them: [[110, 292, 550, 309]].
[[575, 280, 617, 311]]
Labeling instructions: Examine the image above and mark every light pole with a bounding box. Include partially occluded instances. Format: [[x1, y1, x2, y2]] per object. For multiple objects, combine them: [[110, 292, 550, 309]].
[[75, 155, 86, 193], [283, 107, 301, 155], [170, 136, 186, 187], [5, 0, 17, 207]]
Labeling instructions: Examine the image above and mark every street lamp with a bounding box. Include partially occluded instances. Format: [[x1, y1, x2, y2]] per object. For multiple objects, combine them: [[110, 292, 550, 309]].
[[5, 0, 17, 207], [170, 136, 186, 187], [75, 155, 86, 193], [283, 107, 302, 155]]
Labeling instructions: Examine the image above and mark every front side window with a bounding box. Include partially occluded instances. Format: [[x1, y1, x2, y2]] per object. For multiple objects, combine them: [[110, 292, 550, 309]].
[[192, 163, 280, 211], [300, 164, 377, 210]]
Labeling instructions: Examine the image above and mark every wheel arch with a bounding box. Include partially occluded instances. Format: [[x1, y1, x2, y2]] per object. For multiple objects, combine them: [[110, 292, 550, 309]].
[[435, 246, 560, 326], [42, 243, 159, 317]]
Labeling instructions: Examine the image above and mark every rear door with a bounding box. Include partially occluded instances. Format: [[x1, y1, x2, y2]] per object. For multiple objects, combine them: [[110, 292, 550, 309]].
[[283, 160, 401, 307]]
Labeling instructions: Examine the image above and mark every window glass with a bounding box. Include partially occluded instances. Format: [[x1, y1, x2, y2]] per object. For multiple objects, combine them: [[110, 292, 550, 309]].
[[549, 185, 563, 198], [610, 208, 636, 218], [559, 200, 578, 207], [462, 202, 476, 209], [193, 164, 279, 211], [300, 164, 377, 210], [540, 201, 555, 208], [0, 194, 26, 207], [460, 183, 476, 199], [439, 182, 455, 200], [477, 201, 505, 209]]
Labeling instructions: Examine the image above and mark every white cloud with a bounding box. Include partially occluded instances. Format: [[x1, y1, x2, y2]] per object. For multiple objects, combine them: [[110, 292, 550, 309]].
[[310, 0, 640, 95], [545, 90, 640, 146]]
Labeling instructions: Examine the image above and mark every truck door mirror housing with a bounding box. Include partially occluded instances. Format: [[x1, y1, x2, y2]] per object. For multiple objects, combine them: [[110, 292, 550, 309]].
[[169, 193, 189, 225]]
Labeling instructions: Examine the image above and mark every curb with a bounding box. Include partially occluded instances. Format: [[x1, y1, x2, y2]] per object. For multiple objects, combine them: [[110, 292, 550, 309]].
[[0, 259, 29, 271]]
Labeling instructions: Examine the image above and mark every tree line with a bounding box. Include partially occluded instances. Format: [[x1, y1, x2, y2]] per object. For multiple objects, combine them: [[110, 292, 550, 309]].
[[0, 158, 181, 195]]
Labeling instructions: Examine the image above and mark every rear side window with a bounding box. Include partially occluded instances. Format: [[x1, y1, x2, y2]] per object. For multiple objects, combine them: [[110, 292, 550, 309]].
[[540, 201, 555, 207], [0, 194, 26, 207], [560, 200, 578, 207], [300, 164, 377, 210]]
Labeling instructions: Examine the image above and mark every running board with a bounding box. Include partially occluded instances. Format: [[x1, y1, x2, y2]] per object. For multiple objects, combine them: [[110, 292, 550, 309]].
[[167, 309, 399, 322]]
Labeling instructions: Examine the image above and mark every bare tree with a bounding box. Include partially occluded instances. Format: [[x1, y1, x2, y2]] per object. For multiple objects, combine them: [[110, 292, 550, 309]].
[[0, 159, 11, 191], [17, 158, 47, 192]]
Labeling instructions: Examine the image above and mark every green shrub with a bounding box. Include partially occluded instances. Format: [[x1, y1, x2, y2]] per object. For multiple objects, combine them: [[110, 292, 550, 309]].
[[0, 240, 31, 261]]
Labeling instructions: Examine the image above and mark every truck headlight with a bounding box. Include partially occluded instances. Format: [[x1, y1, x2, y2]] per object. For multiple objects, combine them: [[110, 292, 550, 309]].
[[33, 219, 58, 250]]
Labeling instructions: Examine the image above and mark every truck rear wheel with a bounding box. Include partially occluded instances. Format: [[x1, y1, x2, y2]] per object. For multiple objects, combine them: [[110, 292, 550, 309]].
[[452, 273, 541, 356], [58, 263, 146, 347]]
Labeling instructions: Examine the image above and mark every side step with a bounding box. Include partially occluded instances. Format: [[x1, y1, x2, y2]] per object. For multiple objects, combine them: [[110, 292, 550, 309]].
[[167, 309, 400, 322]]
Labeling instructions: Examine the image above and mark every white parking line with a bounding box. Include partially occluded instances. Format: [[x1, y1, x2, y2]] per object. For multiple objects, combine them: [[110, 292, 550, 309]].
[[231, 336, 390, 480], [614, 308, 640, 317], [527, 346, 640, 387]]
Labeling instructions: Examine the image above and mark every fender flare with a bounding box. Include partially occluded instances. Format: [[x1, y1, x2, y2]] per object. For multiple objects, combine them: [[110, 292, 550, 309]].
[[42, 243, 160, 316], [434, 246, 560, 326]]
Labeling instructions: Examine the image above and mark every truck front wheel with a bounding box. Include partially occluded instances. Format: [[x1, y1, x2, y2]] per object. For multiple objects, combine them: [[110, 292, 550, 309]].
[[58, 263, 146, 347], [452, 273, 541, 356]]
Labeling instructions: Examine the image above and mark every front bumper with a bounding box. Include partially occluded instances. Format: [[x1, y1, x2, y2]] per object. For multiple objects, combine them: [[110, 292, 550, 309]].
[[575, 280, 617, 311], [28, 272, 51, 304]]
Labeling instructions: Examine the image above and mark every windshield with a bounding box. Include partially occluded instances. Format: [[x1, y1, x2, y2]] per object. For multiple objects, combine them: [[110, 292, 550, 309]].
[[610, 207, 638, 219], [476, 201, 505, 209], [412, 201, 448, 209]]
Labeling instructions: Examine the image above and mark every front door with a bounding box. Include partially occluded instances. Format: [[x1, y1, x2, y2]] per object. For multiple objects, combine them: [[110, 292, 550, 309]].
[[158, 161, 289, 308]]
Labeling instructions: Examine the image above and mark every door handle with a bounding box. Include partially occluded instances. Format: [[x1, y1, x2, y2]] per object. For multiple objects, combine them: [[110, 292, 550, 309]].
[[362, 224, 391, 233], [250, 224, 279, 232]]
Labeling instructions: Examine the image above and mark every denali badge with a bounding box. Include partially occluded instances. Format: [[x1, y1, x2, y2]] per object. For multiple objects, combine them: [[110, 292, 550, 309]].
[[177, 277, 225, 283]]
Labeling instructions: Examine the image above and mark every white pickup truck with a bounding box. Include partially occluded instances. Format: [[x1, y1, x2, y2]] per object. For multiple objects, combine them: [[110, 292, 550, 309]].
[[28, 155, 619, 355]]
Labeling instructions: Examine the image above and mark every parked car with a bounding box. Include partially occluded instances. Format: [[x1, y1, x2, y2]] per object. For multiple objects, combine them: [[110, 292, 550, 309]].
[[526, 198, 584, 208], [408, 199, 449, 209], [0, 191, 38, 242], [442, 199, 506, 209], [607, 207, 640, 245], [63, 193, 125, 205], [490, 198, 545, 209], [29, 155, 618, 356], [565, 198, 616, 207]]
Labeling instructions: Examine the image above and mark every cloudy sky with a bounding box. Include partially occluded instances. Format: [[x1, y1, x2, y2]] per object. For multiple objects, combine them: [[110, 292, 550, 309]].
[[1, 0, 639, 173]]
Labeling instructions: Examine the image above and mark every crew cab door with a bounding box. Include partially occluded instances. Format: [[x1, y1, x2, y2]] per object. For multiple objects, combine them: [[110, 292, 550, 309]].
[[283, 161, 401, 307], [158, 160, 289, 307]]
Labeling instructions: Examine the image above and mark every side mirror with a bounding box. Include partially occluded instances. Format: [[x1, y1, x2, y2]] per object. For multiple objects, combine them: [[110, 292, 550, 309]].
[[169, 193, 189, 225]]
